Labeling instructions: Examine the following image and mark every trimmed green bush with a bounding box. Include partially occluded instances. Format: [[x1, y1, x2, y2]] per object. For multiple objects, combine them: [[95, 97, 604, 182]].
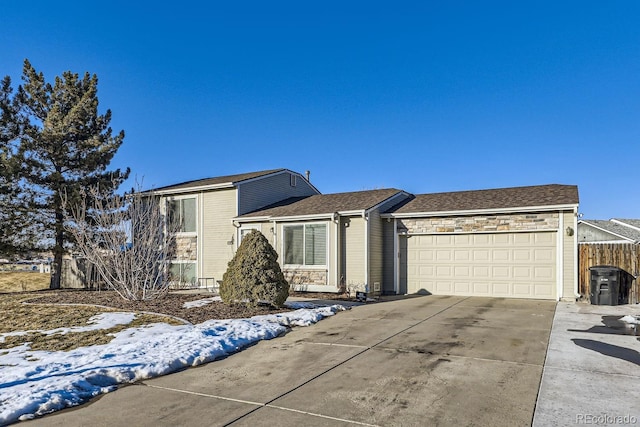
[[220, 229, 289, 307]]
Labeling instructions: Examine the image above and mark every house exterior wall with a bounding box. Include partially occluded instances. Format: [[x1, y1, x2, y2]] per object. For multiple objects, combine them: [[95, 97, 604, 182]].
[[236, 171, 318, 215], [577, 225, 621, 242], [175, 236, 197, 261], [200, 189, 238, 281], [563, 211, 577, 300], [398, 212, 559, 234], [382, 220, 396, 294], [368, 209, 384, 295], [341, 216, 366, 290]]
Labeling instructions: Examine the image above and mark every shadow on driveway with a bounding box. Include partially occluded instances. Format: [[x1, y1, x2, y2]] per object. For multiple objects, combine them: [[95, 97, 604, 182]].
[[572, 338, 640, 366]]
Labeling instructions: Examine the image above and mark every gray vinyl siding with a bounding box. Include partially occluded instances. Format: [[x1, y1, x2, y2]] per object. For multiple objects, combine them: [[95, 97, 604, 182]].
[[563, 211, 577, 300], [200, 189, 238, 282], [382, 220, 395, 294], [341, 216, 366, 288], [368, 209, 384, 295], [236, 171, 318, 215]]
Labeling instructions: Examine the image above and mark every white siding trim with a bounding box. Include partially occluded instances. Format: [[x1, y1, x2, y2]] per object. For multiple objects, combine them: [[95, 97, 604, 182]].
[[198, 191, 204, 280], [573, 208, 579, 298], [364, 214, 369, 290], [334, 217, 340, 288], [407, 229, 554, 236], [557, 212, 564, 301], [385, 203, 579, 218]]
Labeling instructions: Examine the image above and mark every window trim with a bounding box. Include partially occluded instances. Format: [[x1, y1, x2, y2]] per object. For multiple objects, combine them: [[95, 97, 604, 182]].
[[281, 221, 328, 268], [238, 225, 261, 249]]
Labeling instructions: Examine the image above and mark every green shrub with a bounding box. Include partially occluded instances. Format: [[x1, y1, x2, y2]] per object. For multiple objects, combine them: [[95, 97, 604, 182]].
[[220, 230, 289, 307]]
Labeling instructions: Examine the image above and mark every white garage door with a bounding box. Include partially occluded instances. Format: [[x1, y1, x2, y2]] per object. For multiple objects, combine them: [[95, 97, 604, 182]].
[[405, 232, 557, 299]]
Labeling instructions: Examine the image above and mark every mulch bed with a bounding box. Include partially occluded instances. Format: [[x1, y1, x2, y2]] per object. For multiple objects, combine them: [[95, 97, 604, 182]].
[[23, 290, 354, 324]]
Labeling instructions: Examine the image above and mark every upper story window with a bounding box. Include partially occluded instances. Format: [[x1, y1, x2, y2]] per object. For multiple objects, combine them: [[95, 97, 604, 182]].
[[283, 223, 327, 266], [168, 197, 196, 233], [290, 174, 297, 187]]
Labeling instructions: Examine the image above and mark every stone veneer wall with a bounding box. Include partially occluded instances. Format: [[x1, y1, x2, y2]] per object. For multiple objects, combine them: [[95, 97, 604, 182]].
[[399, 212, 559, 234], [175, 236, 197, 260], [284, 269, 328, 286]]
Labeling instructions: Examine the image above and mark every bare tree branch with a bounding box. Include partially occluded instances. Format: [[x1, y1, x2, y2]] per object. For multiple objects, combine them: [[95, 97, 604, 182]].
[[63, 180, 177, 301]]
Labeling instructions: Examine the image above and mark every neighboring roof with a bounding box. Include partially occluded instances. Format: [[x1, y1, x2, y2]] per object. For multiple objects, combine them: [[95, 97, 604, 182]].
[[238, 189, 406, 219], [388, 184, 579, 215], [611, 218, 640, 231], [150, 169, 287, 193], [580, 219, 640, 243]]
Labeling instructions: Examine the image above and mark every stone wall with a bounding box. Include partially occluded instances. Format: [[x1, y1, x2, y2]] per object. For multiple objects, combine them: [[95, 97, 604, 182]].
[[399, 212, 559, 234], [175, 236, 197, 260], [283, 269, 328, 286]]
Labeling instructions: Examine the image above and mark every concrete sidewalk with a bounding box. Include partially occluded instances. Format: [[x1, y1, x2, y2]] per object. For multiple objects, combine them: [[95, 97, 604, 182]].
[[26, 295, 555, 427], [533, 302, 640, 426]]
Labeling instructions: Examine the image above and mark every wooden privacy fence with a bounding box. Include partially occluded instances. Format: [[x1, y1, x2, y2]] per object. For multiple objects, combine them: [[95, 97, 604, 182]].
[[578, 243, 640, 304]]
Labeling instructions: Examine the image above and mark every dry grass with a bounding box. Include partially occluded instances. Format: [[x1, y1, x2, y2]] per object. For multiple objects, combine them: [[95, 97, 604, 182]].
[[0, 271, 50, 293], [0, 293, 183, 352]]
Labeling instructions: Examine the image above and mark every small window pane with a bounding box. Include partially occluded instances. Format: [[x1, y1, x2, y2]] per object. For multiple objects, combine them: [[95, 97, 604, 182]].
[[305, 224, 326, 265], [284, 225, 304, 265], [181, 198, 196, 232]]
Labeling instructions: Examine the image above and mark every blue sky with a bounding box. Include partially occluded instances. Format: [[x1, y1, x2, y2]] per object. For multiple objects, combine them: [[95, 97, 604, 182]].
[[1, 1, 638, 218]]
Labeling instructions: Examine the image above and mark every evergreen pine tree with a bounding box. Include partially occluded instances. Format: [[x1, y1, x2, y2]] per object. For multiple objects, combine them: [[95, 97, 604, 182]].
[[0, 75, 40, 255], [221, 230, 289, 308], [16, 60, 129, 288]]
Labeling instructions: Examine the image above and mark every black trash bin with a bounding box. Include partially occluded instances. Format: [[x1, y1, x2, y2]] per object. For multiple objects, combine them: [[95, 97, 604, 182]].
[[589, 266, 632, 305]]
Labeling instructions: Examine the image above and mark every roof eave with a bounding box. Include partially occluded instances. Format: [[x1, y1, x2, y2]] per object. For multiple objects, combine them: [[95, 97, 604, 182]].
[[154, 182, 235, 195], [382, 203, 579, 218]]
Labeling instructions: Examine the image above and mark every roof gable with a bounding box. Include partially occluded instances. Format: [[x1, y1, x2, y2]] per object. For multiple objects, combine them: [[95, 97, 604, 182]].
[[388, 184, 578, 215], [238, 189, 406, 219], [580, 219, 640, 243]]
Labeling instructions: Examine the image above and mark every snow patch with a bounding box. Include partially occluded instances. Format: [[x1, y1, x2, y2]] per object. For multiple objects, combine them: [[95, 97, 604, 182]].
[[0, 304, 347, 425]]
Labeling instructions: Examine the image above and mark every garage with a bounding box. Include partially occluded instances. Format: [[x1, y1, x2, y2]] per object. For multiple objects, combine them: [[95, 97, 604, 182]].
[[385, 184, 580, 301], [403, 232, 557, 299]]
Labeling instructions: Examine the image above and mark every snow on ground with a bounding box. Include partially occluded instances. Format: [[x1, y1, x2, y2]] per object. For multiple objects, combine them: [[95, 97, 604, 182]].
[[620, 314, 640, 325], [0, 312, 137, 342], [182, 296, 221, 308], [0, 304, 347, 425]]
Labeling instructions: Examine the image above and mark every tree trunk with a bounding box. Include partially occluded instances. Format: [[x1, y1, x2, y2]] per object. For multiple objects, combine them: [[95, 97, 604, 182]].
[[49, 208, 64, 289]]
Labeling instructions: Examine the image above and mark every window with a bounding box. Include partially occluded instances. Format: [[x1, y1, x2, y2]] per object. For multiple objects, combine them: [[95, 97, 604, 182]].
[[283, 223, 326, 266], [169, 262, 196, 285], [239, 226, 260, 246], [169, 198, 196, 233], [290, 174, 297, 187]]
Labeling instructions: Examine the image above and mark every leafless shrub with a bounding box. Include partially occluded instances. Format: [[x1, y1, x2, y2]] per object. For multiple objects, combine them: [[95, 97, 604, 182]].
[[63, 182, 177, 301]]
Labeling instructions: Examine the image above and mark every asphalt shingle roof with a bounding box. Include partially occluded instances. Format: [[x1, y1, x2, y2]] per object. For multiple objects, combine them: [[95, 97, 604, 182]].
[[239, 189, 405, 218], [612, 219, 640, 230], [152, 169, 286, 192], [389, 184, 579, 214], [581, 219, 640, 242]]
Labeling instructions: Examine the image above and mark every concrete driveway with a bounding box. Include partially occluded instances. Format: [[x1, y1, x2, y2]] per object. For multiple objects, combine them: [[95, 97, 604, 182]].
[[26, 296, 555, 427]]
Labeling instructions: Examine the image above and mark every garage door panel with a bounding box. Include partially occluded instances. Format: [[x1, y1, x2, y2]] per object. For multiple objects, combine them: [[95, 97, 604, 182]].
[[406, 232, 557, 300], [474, 250, 490, 261], [534, 248, 554, 261]]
